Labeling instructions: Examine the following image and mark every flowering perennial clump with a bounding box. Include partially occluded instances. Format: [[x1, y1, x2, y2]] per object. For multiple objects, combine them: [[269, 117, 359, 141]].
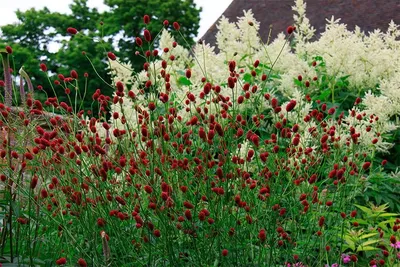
[[0, 1, 399, 266]]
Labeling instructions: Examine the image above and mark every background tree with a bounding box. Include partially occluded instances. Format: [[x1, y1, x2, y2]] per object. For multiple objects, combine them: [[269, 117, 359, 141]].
[[102, 0, 201, 63], [0, 0, 201, 114]]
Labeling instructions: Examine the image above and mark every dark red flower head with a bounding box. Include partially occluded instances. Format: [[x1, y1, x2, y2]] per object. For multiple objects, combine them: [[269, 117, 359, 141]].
[[143, 15, 150, 24], [328, 107, 336, 115], [362, 162, 371, 170], [258, 229, 266, 242], [70, 70, 78, 79], [153, 229, 161, 237], [107, 52, 117, 61], [67, 27, 78, 35], [350, 255, 358, 262], [173, 22, 180, 30], [56, 257, 67, 265], [5, 46, 13, 54], [77, 258, 87, 267], [286, 100, 297, 112], [144, 29, 152, 42], [222, 249, 228, 256], [40, 63, 47, 72], [136, 37, 143, 46]]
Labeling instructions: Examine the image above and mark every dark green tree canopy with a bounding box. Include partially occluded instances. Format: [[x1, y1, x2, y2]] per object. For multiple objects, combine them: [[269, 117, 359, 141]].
[[0, 0, 201, 113]]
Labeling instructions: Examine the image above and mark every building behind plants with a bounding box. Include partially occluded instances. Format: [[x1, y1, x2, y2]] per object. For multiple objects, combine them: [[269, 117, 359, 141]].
[[201, 0, 400, 47]]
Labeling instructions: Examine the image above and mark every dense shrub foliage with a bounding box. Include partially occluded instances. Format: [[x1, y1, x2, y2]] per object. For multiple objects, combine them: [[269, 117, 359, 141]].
[[0, 0, 399, 266]]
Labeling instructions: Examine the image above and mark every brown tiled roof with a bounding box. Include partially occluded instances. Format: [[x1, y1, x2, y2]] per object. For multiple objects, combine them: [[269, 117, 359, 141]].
[[201, 0, 400, 48]]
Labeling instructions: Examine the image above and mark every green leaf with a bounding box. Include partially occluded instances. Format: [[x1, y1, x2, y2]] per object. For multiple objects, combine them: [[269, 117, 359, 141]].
[[314, 56, 324, 61], [293, 79, 303, 87], [375, 194, 382, 205], [360, 239, 380, 246], [10, 201, 20, 217], [338, 75, 351, 81], [243, 73, 252, 83], [378, 219, 397, 229], [378, 213, 399, 217], [177, 76, 192, 86], [239, 54, 249, 61], [353, 219, 368, 225], [344, 236, 355, 251], [354, 204, 372, 215], [356, 245, 379, 252], [312, 88, 330, 101], [359, 233, 378, 239]]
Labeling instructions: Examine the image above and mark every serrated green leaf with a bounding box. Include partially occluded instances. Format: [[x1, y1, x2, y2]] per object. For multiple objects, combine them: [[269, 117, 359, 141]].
[[360, 239, 380, 246], [379, 213, 399, 217], [354, 204, 372, 215], [353, 219, 368, 225], [356, 245, 378, 252], [344, 236, 355, 251], [359, 233, 378, 239], [378, 219, 397, 229]]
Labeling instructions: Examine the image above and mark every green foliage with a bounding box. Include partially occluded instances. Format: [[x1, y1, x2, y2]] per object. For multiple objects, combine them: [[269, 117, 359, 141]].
[[341, 203, 399, 264], [103, 0, 201, 61], [356, 171, 400, 213], [0, 0, 201, 113]]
